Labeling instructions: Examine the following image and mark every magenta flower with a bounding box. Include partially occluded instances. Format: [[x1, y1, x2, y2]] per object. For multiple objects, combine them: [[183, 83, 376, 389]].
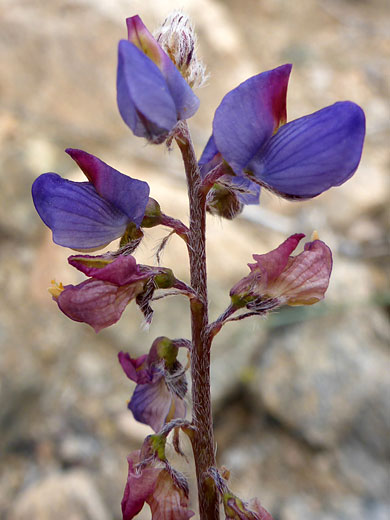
[[117, 15, 199, 143], [32, 149, 149, 251], [200, 64, 365, 205], [230, 233, 332, 313], [119, 337, 188, 432], [50, 255, 176, 332], [122, 450, 194, 520]]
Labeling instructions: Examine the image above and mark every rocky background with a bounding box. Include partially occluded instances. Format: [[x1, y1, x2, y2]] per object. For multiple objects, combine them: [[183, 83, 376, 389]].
[[0, 0, 389, 518]]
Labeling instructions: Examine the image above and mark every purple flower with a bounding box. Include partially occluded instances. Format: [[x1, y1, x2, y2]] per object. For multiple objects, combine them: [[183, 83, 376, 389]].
[[122, 450, 194, 520], [50, 255, 176, 332], [32, 149, 149, 251], [230, 233, 332, 313], [119, 337, 188, 432], [200, 64, 365, 204], [117, 15, 199, 143]]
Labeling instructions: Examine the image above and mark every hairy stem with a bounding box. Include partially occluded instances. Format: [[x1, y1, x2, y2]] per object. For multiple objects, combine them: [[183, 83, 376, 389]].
[[175, 121, 219, 520]]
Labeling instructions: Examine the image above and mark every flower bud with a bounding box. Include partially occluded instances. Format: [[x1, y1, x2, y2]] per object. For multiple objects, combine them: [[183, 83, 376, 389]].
[[155, 11, 207, 88], [206, 183, 244, 219], [154, 268, 176, 289], [141, 198, 163, 228]]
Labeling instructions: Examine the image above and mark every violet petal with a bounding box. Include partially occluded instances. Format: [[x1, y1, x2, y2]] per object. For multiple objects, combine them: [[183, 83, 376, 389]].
[[117, 40, 177, 142], [213, 64, 292, 174], [32, 173, 129, 250], [66, 149, 149, 226], [249, 101, 365, 198]]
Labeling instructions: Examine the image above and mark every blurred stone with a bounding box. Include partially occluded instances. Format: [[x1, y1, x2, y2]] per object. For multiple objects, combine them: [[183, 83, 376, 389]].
[[254, 308, 390, 448], [8, 470, 110, 520], [59, 435, 100, 467], [280, 495, 390, 520], [336, 441, 389, 499], [211, 318, 268, 406]]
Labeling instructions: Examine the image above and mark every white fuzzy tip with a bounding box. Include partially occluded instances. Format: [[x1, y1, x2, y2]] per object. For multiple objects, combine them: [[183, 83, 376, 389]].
[[155, 11, 208, 88]]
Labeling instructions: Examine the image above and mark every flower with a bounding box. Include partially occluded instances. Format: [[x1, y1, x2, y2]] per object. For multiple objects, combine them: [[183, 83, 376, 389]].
[[119, 337, 188, 432], [199, 64, 365, 209], [209, 467, 274, 520], [32, 149, 149, 251], [223, 493, 274, 520], [230, 233, 332, 313], [122, 450, 194, 520], [51, 254, 176, 332], [117, 15, 199, 143]]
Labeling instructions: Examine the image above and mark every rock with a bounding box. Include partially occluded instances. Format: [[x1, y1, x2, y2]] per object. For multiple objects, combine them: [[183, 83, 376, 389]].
[[59, 435, 100, 467], [336, 441, 389, 500], [8, 471, 111, 520], [254, 308, 390, 448], [280, 495, 390, 520], [210, 318, 268, 407]]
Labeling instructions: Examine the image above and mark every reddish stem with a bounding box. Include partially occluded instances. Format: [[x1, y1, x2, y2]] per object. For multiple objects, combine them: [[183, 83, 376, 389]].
[[175, 121, 219, 520]]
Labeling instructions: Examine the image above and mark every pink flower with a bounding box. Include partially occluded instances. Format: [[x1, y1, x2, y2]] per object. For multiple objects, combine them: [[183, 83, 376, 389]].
[[50, 254, 176, 332], [230, 233, 332, 313], [122, 450, 194, 520]]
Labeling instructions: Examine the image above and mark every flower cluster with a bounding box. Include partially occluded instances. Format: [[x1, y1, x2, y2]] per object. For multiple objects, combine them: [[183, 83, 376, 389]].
[[31, 11, 365, 520]]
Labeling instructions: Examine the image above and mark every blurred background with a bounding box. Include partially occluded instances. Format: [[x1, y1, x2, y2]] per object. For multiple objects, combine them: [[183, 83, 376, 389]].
[[0, 0, 389, 518]]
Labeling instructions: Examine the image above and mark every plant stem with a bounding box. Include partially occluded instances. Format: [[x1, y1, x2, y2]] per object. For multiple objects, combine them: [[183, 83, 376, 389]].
[[175, 122, 219, 520]]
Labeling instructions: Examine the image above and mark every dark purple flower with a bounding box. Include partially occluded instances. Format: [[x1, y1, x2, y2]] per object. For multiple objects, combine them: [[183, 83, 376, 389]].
[[119, 337, 188, 432], [117, 15, 199, 143], [200, 64, 365, 204], [50, 255, 176, 332], [32, 149, 149, 251]]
